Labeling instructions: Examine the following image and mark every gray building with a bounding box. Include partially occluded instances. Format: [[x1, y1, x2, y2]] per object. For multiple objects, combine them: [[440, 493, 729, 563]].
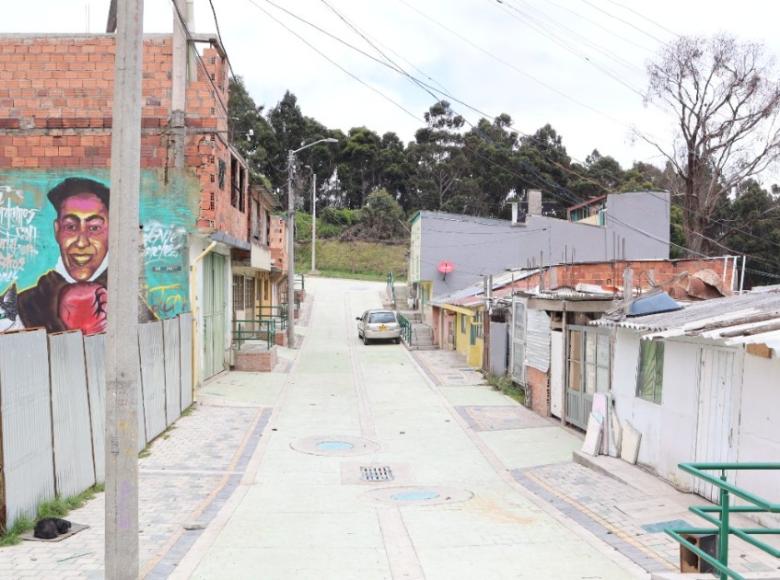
[[407, 190, 670, 308]]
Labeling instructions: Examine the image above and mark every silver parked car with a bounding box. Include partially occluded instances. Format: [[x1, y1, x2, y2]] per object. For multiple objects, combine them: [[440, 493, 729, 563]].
[[356, 309, 401, 344]]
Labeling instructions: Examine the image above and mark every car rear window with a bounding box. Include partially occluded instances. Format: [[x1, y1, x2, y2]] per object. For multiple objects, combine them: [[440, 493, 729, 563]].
[[369, 312, 396, 323]]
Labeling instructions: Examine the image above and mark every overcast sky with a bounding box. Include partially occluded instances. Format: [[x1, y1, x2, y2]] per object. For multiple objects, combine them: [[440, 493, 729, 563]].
[[6, 0, 780, 172]]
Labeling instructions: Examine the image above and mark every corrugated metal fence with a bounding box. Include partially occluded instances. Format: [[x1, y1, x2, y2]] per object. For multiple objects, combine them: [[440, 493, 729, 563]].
[[0, 313, 193, 529]]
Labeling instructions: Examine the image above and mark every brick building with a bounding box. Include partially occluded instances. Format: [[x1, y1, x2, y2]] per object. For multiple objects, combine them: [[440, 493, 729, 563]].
[[0, 33, 261, 382]]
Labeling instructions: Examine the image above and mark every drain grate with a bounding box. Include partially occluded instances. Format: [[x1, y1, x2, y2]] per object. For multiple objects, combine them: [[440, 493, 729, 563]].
[[360, 466, 394, 482]]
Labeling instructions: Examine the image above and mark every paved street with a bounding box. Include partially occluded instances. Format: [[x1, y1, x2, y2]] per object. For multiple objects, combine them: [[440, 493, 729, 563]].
[[171, 277, 642, 580]]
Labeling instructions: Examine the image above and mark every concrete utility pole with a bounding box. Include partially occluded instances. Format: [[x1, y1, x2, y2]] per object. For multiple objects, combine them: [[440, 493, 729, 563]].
[[286, 149, 296, 347], [105, 0, 143, 578], [285, 138, 338, 347], [171, 0, 187, 168], [310, 172, 317, 274]]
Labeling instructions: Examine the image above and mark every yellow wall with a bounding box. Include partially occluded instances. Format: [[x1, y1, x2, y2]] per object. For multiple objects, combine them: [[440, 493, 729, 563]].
[[453, 310, 484, 369]]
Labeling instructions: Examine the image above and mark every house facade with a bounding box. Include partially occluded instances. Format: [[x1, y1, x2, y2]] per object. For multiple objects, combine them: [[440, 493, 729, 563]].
[[0, 33, 252, 383], [592, 289, 780, 514], [407, 190, 672, 324]]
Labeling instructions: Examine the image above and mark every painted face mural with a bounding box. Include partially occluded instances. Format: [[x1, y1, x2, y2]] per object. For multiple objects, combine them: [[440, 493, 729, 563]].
[[0, 171, 197, 335], [54, 192, 109, 282], [16, 178, 111, 335]]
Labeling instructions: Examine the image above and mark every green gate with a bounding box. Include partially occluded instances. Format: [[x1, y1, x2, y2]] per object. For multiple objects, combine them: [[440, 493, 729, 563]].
[[202, 252, 227, 380]]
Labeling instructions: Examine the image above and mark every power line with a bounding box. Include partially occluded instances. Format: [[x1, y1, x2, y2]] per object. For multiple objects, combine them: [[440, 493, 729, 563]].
[[529, 0, 654, 53], [394, 0, 633, 131], [244, 0, 422, 121], [580, 0, 667, 45], [170, 0, 229, 116], [206, 0, 238, 82], [243, 0, 779, 272], [495, 0, 646, 85], [602, 0, 679, 39]]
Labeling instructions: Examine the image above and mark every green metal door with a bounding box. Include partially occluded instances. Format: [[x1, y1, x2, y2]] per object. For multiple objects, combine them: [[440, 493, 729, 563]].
[[202, 252, 227, 380]]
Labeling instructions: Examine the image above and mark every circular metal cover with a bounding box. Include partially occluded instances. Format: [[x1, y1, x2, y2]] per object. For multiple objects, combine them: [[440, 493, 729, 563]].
[[291, 435, 381, 457], [366, 486, 474, 506]]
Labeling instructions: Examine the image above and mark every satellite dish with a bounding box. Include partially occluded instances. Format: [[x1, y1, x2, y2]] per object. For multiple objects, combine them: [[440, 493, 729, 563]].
[[437, 260, 454, 280]]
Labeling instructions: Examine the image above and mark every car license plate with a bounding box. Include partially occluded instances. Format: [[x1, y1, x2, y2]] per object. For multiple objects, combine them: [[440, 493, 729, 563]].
[[379, 324, 387, 331]]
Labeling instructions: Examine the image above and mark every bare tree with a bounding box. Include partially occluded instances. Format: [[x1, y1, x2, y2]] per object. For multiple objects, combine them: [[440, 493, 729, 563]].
[[642, 34, 780, 254]]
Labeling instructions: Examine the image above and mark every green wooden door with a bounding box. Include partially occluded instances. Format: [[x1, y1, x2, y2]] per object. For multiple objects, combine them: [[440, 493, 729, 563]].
[[202, 252, 227, 380]]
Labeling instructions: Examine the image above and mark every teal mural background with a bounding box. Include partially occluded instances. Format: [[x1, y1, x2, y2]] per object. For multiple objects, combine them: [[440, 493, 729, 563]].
[[0, 169, 199, 326]]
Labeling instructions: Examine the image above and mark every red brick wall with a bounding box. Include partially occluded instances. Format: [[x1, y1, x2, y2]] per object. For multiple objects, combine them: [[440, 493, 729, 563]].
[[0, 34, 247, 241], [270, 216, 287, 271], [526, 366, 549, 417], [506, 258, 735, 295]]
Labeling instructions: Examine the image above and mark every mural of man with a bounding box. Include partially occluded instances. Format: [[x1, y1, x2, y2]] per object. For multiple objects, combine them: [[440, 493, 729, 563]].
[[17, 177, 110, 334]]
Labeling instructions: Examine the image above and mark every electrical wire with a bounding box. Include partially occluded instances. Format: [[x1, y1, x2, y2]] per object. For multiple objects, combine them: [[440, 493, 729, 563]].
[[170, 0, 229, 116], [495, 0, 647, 90], [243, 0, 780, 274], [580, 0, 667, 45], [602, 0, 680, 39], [207, 0, 238, 83], [244, 0, 422, 121]]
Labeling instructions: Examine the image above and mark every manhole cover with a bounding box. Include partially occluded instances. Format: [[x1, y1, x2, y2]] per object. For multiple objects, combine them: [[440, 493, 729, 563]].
[[318, 440, 354, 451], [366, 486, 473, 506], [291, 435, 380, 457], [361, 466, 394, 482], [391, 490, 438, 501]]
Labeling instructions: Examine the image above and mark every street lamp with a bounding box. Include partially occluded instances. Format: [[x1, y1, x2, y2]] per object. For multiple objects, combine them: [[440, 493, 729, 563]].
[[286, 137, 338, 347]]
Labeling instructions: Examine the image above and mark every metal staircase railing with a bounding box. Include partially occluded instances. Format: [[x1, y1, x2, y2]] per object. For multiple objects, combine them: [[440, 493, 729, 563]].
[[665, 462, 780, 580]]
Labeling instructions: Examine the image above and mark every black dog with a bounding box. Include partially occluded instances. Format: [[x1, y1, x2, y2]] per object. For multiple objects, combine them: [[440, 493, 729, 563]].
[[33, 518, 71, 539]]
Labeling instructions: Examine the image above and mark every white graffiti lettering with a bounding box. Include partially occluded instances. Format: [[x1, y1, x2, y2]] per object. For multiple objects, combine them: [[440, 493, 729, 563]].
[[143, 220, 186, 263], [0, 195, 39, 283]]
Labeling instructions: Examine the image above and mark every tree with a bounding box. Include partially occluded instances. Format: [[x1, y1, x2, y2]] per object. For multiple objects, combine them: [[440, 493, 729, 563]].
[[642, 34, 780, 254], [462, 115, 522, 217], [407, 101, 468, 210], [711, 179, 780, 287], [227, 77, 278, 187], [571, 149, 625, 198], [517, 124, 573, 217], [346, 188, 406, 241]]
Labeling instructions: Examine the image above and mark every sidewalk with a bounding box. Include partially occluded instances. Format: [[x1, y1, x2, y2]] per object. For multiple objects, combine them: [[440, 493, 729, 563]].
[[412, 348, 780, 578], [0, 400, 272, 579]]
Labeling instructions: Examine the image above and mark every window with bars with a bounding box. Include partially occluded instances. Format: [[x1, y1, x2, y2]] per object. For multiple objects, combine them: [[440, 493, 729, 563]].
[[636, 340, 664, 404], [233, 275, 245, 311], [245, 277, 256, 315]]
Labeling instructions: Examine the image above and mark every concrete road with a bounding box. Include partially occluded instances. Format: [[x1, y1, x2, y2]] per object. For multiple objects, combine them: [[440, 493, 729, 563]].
[[174, 277, 644, 580]]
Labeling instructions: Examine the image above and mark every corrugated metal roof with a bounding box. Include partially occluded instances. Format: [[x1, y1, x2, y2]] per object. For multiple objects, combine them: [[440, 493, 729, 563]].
[[432, 269, 539, 306], [592, 289, 780, 349]]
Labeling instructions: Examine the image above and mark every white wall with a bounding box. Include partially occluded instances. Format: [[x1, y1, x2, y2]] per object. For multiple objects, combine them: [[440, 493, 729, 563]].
[[611, 329, 699, 489], [735, 352, 780, 526]]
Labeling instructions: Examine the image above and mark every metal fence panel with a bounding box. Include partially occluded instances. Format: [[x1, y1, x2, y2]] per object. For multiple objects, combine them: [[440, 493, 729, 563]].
[[163, 318, 181, 425], [137, 364, 147, 453], [179, 313, 193, 410], [526, 309, 551, 372], [84, 333, 106, 483], [0, 330, 55, 524], [49, 331, 96, 497], [139, 321, 167, 440]]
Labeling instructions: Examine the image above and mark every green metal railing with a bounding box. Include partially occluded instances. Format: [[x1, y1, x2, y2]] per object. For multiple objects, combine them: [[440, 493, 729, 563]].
[[387, 272, 396, 308], [397, 312, 411, 345], [261, 305, 288, 331], [665, 462, 780, 580], [232, 318, 276, 350]]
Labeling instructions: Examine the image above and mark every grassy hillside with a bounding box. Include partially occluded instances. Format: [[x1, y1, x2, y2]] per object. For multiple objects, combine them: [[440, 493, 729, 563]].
[[296, 240, 407, 281]]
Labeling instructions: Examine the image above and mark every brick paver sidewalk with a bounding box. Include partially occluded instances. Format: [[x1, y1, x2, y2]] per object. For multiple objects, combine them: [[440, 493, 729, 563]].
[[0, 401, 271, 579]]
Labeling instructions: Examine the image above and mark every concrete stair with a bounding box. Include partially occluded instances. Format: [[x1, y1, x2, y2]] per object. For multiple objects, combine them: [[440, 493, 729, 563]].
[[406, 322, 437, 351]]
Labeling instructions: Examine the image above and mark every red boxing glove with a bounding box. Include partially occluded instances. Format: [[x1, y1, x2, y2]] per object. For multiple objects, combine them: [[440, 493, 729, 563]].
[[59, 282, 108, 335]]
